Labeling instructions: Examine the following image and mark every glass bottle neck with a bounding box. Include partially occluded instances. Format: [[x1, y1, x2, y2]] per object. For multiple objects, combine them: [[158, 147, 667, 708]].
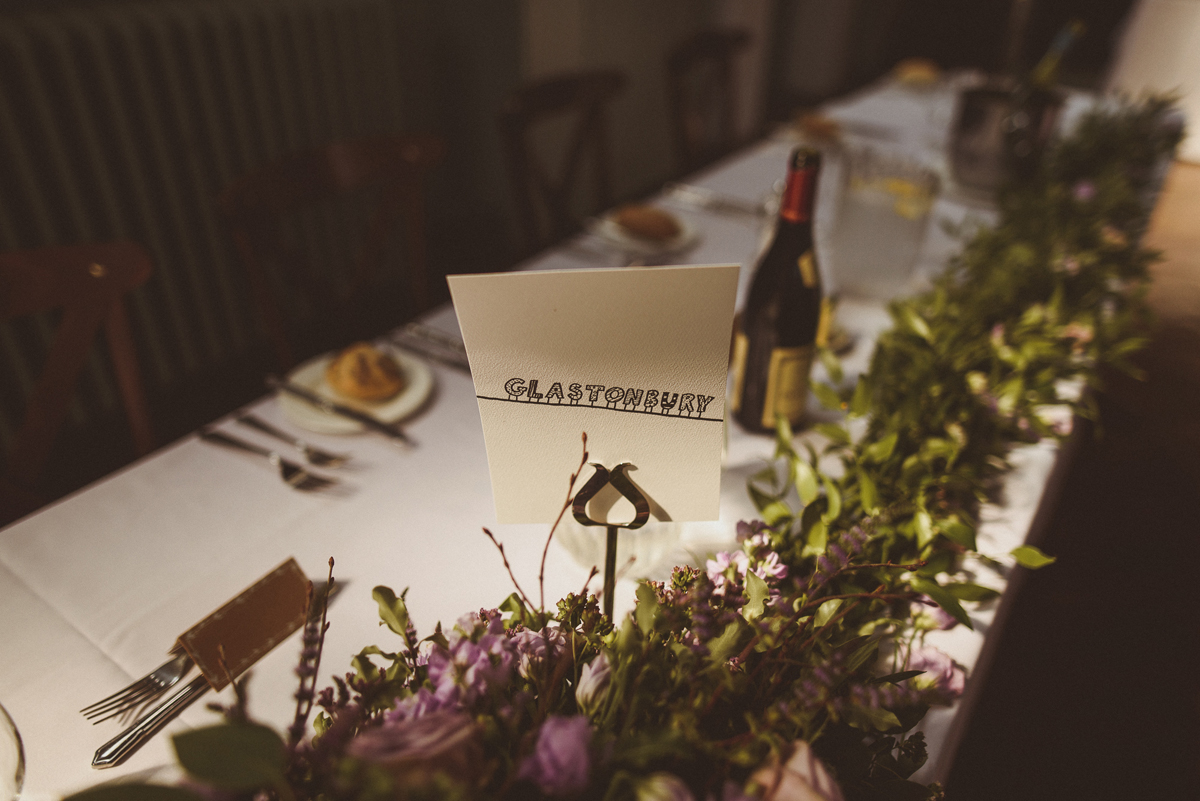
[[779, 166, 818, 224]]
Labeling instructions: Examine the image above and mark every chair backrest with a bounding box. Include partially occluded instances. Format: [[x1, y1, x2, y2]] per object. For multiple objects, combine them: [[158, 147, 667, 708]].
[[498, 70, 627, 255], [0, 242, 154, 524], [218, 133, 447, 369], [666, 28, 753, 173]]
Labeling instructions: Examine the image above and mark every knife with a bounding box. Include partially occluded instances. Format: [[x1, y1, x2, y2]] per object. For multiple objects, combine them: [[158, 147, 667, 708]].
[[92, 674, 210, 768], [267, 375, 415, 445]]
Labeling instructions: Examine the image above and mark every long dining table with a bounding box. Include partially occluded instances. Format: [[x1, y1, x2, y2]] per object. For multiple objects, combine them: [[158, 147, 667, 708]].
[[0, 74, 1081, 799]]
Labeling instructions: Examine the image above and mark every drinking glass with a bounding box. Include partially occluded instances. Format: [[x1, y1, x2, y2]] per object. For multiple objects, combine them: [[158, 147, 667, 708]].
[[828, 141, 939, 301], [0, 703, 23, 801]]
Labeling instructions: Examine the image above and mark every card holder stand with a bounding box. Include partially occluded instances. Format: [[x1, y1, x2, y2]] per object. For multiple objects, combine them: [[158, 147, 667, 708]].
[[571, 463, 649, 619]]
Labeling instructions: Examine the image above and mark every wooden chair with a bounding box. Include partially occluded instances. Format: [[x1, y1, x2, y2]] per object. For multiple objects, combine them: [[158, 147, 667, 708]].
[[218, 133, 447, 370], [498, 70, 627, 255], [0, 242, 155, 525], [666, 28, 753, 173]]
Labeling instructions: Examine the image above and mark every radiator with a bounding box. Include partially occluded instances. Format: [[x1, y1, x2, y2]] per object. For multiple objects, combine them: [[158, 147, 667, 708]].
[[0, 0, 413, 449]]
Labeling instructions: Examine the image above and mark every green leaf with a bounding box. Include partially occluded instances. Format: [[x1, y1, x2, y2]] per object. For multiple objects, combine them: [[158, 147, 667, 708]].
[[812, 381, 844, 411], [901, 306, 933, 342], [814, 598, 842, 627], [64, 787, 203, 801], [849, 376, 871, 417], [940, 519, 977, 550], [707, 617, 753, 662], [815, 422, 851, 447], [1011, 545, 1057, 569], [802, 519, 827, 558], [910, 578, 973, 630], [914, 510, 935, 548], [372, 585, 412, 646], [818, 346, 844, 384], [846, 704, 903, 732], [173, 724, 285, 790], [858, 469, 879, 514], [635, 582, 661, 633], [821, 476, 842, 524], [742, 571, 770, 622], [794, 458, 820, 505], [862, 432, 898, 464], [876, 669, 925, 684], [760, 499, 792, 527], [499, 592, 529, 626], [945, 582, 1000, 602]]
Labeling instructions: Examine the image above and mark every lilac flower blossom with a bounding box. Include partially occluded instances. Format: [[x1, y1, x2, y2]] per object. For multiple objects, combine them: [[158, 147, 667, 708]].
[[1056, 254, 1081, 276], [518, 714, 592, 796], [347, 710, 482, 787], [635, 772, 695, 801], [706, 550, 749, 597], [575, 652, 611, 716], [907, 645, 966, 702], [512, 626, 568, 680]]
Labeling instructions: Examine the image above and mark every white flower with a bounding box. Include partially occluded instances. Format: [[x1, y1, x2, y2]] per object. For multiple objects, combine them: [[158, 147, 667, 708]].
[[1034, 404, 1074, 436], [634, 772, 695, 801], [575, 653, 611, 716]]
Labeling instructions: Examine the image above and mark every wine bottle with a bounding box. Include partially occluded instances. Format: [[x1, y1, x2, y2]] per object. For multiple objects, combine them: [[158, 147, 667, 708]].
[[730, 147, 823, 434]]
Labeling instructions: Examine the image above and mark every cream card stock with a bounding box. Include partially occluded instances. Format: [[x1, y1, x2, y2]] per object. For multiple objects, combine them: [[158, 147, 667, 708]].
[[448, 264, 739, 524]]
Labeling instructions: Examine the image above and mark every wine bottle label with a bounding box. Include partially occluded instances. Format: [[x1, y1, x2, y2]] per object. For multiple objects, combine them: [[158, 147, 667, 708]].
[[729, 330, 749, 413], [760, 345, 815, 429], [815, 297, 833, 348], [798, 251, 818, 288]]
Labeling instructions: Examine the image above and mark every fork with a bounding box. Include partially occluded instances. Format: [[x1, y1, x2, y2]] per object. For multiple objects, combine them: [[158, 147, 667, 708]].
[[198, 430, 339, 491], [235, 414, 349, 468], [80, 650, 193, 724]]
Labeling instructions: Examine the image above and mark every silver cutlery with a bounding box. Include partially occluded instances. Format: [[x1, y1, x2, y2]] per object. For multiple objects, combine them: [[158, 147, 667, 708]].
[[236, 414, 349, 468], [80, 651, 193, 724], [198, 429, 339, 491], [391, 323, 470, 373], [267, 376, 415, 446], [663, 182, 774, 218], [92, 674, 210, 769]]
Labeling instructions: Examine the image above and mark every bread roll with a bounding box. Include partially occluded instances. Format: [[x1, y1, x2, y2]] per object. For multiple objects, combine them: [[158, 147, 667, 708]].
[[324, 342, 406, 402], [613, 205, 682, 243]]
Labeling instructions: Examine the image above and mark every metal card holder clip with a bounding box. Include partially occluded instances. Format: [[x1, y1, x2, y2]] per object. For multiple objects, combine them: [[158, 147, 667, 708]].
[[571, 462, 649, 618]]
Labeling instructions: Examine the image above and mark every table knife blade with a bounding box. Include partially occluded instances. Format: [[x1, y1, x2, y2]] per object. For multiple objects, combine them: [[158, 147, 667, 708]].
[[267, 375, 415, 445], [92, 674, 210, 769]]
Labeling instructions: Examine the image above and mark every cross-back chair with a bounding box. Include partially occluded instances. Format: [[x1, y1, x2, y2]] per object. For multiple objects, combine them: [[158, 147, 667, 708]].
[[218, 133, 447, 370], [498, 70, 627, 256], [666, 28, 753, 173], [0, 242, 154, 526]]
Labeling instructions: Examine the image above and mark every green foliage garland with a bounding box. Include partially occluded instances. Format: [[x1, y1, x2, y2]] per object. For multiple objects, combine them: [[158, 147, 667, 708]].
[[68, 97, 1181, 801]]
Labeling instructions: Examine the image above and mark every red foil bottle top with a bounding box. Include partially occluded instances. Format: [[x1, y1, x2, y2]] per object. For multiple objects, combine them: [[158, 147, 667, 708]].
[[779, 148, 821, 224]]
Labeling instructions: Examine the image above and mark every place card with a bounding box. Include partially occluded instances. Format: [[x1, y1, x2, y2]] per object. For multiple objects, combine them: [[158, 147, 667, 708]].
[[448, 264, 739, 524], [177, 557, 309, 690]]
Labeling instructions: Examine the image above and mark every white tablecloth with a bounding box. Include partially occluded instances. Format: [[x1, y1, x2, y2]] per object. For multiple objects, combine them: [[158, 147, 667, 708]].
[[0, 77, 1062, 798]]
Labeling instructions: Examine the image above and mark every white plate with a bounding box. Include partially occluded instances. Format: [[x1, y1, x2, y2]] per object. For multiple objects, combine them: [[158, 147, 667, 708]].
[[278, 345, 434, 435], [587, 208, 700, 257]]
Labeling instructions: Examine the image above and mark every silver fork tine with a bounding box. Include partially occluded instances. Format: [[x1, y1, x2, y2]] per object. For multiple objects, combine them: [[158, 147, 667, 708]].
[[200, 430, 339, 491], [81, 651, 193, 722]]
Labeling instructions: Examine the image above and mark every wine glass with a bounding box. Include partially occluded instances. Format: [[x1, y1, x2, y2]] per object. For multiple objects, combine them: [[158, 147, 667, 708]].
[[0, 702, 23, 801]]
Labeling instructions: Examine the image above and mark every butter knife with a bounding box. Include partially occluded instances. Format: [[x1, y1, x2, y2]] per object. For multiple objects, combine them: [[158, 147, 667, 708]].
[[92, 674, 210, 768], [267, 375, 415, 445]]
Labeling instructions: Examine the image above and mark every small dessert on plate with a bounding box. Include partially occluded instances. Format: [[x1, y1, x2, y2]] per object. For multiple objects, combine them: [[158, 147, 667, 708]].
[[324, 341, 406, 402], [612, 204, 683, 243]]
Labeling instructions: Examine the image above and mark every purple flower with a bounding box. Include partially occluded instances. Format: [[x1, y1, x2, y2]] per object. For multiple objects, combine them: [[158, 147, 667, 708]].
[[1072, 180, 1096, 202], [512, 626, 568, 680], [518, 714, 592, 796], [347, 710, 483, 787], [910, 598, 958, 630], [907, 646, 966, 702], [575, 653, 611, 716]]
